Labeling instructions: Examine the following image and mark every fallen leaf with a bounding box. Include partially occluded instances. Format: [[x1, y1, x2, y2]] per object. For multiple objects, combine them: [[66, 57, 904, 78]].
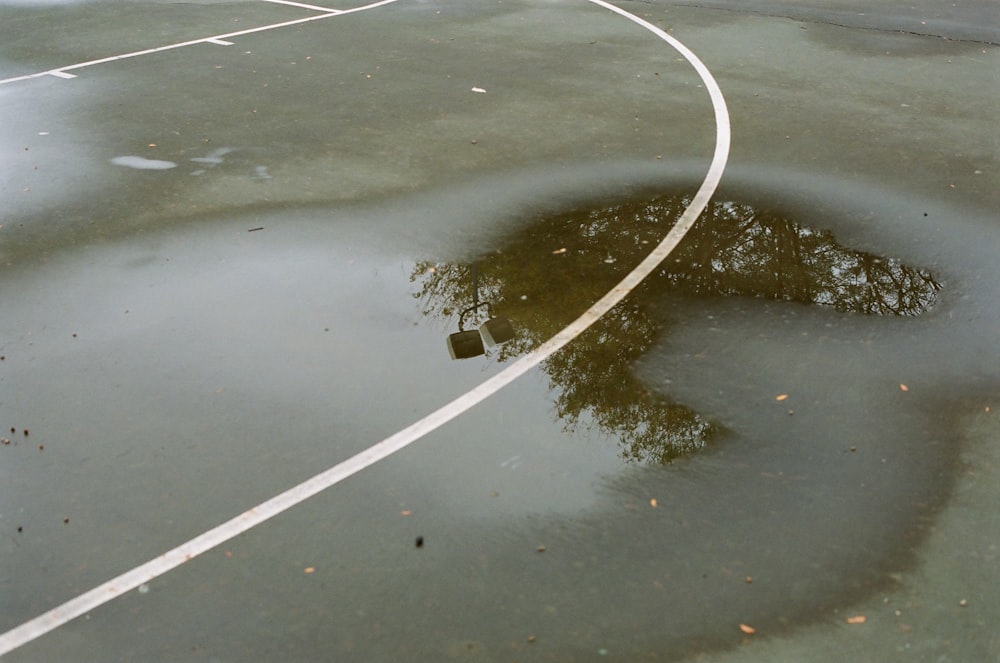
[[471, 86, 487, 93], [900, 384, 909, 392], [649, 498, 658, 508], [775, 394, 789, 401], [739, 623, 755, 634], [304, 567, 315, 574], [552, 247, 568, 255], [846, 615, 867, 624]]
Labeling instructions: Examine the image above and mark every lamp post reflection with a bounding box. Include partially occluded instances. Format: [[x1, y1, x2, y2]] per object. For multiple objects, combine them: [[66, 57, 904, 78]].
[[446, 262, 515, 359]]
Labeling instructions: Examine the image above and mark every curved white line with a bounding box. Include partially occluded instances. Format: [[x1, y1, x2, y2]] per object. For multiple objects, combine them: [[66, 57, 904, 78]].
[[0, 1, 729, 656]]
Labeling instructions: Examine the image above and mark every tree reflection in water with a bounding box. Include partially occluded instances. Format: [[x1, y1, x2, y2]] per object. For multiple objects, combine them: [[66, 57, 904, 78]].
[[411, 193, 941, 464]]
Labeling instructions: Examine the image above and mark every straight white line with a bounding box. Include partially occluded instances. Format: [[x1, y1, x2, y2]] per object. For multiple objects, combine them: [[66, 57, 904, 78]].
[[0, 0, 398, 86], [206, 38, 235, 46], [47, 71, 77, 79], [262, 0, 342, 13], [0, 1, 729, 656]]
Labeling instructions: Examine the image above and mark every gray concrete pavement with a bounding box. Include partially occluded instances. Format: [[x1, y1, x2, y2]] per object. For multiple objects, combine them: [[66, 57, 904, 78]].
[[1, 1, 998, 660]]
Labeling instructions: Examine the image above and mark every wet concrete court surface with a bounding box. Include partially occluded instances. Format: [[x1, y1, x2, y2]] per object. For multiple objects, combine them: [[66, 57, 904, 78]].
[[1, 0, 998, 660]]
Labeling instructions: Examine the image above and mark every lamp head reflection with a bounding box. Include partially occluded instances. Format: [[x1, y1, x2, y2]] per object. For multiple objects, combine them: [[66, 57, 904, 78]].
[[445, 261, 515, 359], [447, 329, 485, 360], [447, 301, 514, 360], [479, 315, 515, 346]]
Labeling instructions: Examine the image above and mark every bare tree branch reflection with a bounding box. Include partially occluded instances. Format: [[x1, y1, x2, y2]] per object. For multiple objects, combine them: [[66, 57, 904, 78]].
[[411, 192, 941, 464], [665, 200, 942, 315]]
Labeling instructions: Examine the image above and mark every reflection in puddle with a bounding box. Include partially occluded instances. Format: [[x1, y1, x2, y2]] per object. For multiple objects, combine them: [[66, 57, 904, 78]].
[[665, 199, 942, 315], [413, 192, 942, 463]]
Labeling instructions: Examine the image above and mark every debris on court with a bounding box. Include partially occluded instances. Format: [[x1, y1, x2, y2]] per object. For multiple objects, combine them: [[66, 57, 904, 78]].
[[471, 86, 487, 93], [846, 615, 867, 624], [775, 394, 789, 401], [739, 623, 755, 634]]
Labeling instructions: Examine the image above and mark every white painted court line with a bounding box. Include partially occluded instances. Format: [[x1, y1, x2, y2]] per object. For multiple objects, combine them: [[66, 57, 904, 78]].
[[0, 0, 730, 656], [0, 0, 397, 86], [262, 0, 342, 13]]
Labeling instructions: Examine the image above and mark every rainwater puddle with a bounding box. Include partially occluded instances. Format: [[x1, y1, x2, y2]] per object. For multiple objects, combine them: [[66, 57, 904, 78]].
[[1, 176, 992, 662], [390, 183, 979, 660]]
